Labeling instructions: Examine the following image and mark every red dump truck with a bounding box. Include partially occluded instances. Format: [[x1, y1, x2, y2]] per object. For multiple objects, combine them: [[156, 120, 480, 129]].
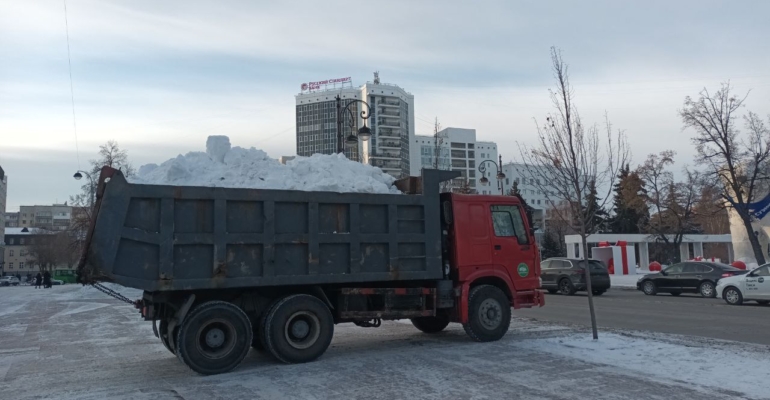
[[78, 167, 544, 375]]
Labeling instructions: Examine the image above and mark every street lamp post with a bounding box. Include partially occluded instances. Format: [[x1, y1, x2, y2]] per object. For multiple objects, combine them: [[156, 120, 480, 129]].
[[335, 95, 372, 158], [73, 170, 96, 209], [478, 154, 506, 195]]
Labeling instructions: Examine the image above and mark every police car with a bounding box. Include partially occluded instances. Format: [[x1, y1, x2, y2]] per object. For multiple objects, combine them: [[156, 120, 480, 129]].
[[716, 264, 770, 305]]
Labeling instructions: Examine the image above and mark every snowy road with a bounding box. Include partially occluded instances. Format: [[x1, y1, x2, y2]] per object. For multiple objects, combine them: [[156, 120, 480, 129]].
[[1, 285, 769, 400]]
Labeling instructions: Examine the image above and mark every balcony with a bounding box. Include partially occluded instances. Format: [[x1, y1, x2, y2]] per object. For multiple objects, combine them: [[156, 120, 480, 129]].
[[379, 110, 400, 117], [379, 100, 400, 107], [379, 141, 401, 149], [377, 119, 401, 128], [371, 159, 401, 170]]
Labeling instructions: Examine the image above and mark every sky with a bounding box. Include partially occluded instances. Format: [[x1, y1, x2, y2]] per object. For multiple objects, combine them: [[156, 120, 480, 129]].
[[1, 0, 769, 211]]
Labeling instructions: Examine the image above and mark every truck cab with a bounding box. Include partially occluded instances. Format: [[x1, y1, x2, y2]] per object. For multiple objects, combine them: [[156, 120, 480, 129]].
[[443, 193, 543, 324]]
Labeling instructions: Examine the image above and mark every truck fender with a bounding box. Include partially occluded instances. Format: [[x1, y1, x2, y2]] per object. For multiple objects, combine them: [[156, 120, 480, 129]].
[[309, 286, 334, 310], [167, 294, 196, 351], [458, 267, 515, 324]]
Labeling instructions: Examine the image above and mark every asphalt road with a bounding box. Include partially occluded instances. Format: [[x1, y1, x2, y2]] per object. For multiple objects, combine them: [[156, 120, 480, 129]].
[[516, 288, 770, 345]]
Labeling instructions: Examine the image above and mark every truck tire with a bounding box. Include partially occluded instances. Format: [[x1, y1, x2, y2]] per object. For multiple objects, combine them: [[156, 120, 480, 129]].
[[264, 294, 334, 364], [411, 315, 450, 333], [159, 319, 176, 355], [253, 297, 284, 353], [463, 285, 511, 342], [175, 301, 252, 375]]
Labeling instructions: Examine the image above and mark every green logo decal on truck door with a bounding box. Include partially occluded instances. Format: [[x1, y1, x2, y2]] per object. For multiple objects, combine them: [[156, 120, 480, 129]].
[[517, 263, 529, 277]]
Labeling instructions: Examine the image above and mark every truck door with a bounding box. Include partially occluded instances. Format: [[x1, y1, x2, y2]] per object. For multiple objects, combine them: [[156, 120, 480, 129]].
[[489, 205, 537, 289]]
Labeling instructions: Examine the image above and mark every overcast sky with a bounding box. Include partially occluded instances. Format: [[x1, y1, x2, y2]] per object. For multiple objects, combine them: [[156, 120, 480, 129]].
[[1, 0, 769, 211]]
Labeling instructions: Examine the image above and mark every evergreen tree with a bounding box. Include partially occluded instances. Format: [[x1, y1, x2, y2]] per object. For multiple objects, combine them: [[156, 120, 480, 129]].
[[583, 180, 609, 233], [540, 231, 564, 258], [608, 163, 649, 233], [508, 180, 521, 196]]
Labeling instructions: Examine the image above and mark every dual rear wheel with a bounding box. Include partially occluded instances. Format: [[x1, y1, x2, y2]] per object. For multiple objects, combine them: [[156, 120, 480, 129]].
[[173, 295, 334, 375]]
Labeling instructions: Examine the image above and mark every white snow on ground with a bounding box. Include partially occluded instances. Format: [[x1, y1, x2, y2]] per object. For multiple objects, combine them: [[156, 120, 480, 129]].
[[517, 332, 770, 399], [132, 135, 400, 194], [610, 273, 643, 288]]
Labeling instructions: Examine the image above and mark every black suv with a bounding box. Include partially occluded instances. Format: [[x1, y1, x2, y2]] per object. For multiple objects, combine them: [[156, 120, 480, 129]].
[[541, 258, 611, 295], [637, 261, 747, 297]]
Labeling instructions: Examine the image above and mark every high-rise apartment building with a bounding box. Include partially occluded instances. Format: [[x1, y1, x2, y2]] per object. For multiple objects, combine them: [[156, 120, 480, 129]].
[[295, 73, 415, 179], [410, 128, 498, 194]]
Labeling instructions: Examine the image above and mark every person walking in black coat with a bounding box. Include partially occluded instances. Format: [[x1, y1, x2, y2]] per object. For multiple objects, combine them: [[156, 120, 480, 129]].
[[35, 272, 42, 289], [43, 271, 52, 289]]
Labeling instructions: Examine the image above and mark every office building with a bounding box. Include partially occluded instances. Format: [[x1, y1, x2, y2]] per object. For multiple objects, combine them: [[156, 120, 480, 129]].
[[295, 73, 415, 179], [410, 128, 498, 194]]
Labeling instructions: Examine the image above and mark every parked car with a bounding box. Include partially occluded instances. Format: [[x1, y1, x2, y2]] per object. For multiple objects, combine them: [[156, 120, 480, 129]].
[[716, 264, 770, 305], [0, 276, 21, 286], [637, 261, 747, 297], [51, 279, 64, 286], [541, 258, 611, 295]]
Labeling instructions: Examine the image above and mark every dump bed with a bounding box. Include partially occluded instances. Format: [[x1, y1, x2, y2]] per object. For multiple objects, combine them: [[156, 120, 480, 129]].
[[78, 167, 459, 292]]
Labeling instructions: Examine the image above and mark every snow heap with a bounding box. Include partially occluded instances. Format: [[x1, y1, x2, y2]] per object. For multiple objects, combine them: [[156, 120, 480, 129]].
[[131, 136, 400, 194]]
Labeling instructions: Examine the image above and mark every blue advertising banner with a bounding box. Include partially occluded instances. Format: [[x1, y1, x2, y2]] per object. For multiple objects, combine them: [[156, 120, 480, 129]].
[[747, 193, 770, 221]]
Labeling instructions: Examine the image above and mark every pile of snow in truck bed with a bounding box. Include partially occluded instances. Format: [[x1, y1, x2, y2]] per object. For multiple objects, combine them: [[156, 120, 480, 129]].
[[131, 136, 400, 194]]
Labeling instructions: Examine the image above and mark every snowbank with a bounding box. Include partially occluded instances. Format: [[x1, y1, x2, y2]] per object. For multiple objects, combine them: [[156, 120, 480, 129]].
[[131, 136, 400, 194], [517, 332, 770, 399]]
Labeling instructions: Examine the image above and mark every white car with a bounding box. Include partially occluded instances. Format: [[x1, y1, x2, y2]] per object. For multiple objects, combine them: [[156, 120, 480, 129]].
[[716, 264, 770, 305], [0, 276, 20, 286]]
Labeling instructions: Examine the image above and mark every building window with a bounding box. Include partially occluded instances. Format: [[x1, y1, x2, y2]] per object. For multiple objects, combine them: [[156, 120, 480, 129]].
[[9, 250, 13, 256], [506, 178, 509, 185], [20, 238, 25, 245], [19, 262, 24, 269], [8, 263, 12, 269], [20, 250, 26, 256], [450, 142, 466, 149]]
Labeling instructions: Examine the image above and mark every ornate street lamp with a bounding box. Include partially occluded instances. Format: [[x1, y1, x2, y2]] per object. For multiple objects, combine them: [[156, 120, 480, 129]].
[[478, 154, 506, 195], [73, 170, 96, 208], [336, 95, 372, 157]]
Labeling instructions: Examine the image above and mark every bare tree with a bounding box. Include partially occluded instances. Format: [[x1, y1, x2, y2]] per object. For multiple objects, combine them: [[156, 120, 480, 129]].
[[637, 151, 702, 262], [28, 231, 73, 273], [680, 83, 770, 264], [519, 47, 628, 339]]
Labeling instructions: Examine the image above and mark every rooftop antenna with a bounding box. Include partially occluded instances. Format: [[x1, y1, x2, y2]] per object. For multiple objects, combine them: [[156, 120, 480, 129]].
[[373, 71, 380, 85]]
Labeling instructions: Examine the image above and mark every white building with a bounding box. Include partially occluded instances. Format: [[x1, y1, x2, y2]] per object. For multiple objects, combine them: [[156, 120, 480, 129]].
[[295, 73, 415, 179], [410, 128, 498, 194], [500, 162, 565, 231]]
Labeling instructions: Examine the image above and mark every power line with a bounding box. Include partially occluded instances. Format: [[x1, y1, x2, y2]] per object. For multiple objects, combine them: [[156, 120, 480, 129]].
[[63, 0, 80, 169]]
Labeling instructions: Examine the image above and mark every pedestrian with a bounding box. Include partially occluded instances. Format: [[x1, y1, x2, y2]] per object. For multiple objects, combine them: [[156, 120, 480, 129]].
[[43, 271, 52, 289], [16, 273, 21, 282], [35, 272, 42, 289]]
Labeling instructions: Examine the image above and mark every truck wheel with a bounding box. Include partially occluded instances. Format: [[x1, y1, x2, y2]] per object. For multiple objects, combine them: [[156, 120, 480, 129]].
[[159, 319, 176, 355], [253, 297, 283, 353], [463, 285, 511, 342], [411, 315, 450, 333], [175, 301, 252, 375], [264, 294, 334, 364]]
